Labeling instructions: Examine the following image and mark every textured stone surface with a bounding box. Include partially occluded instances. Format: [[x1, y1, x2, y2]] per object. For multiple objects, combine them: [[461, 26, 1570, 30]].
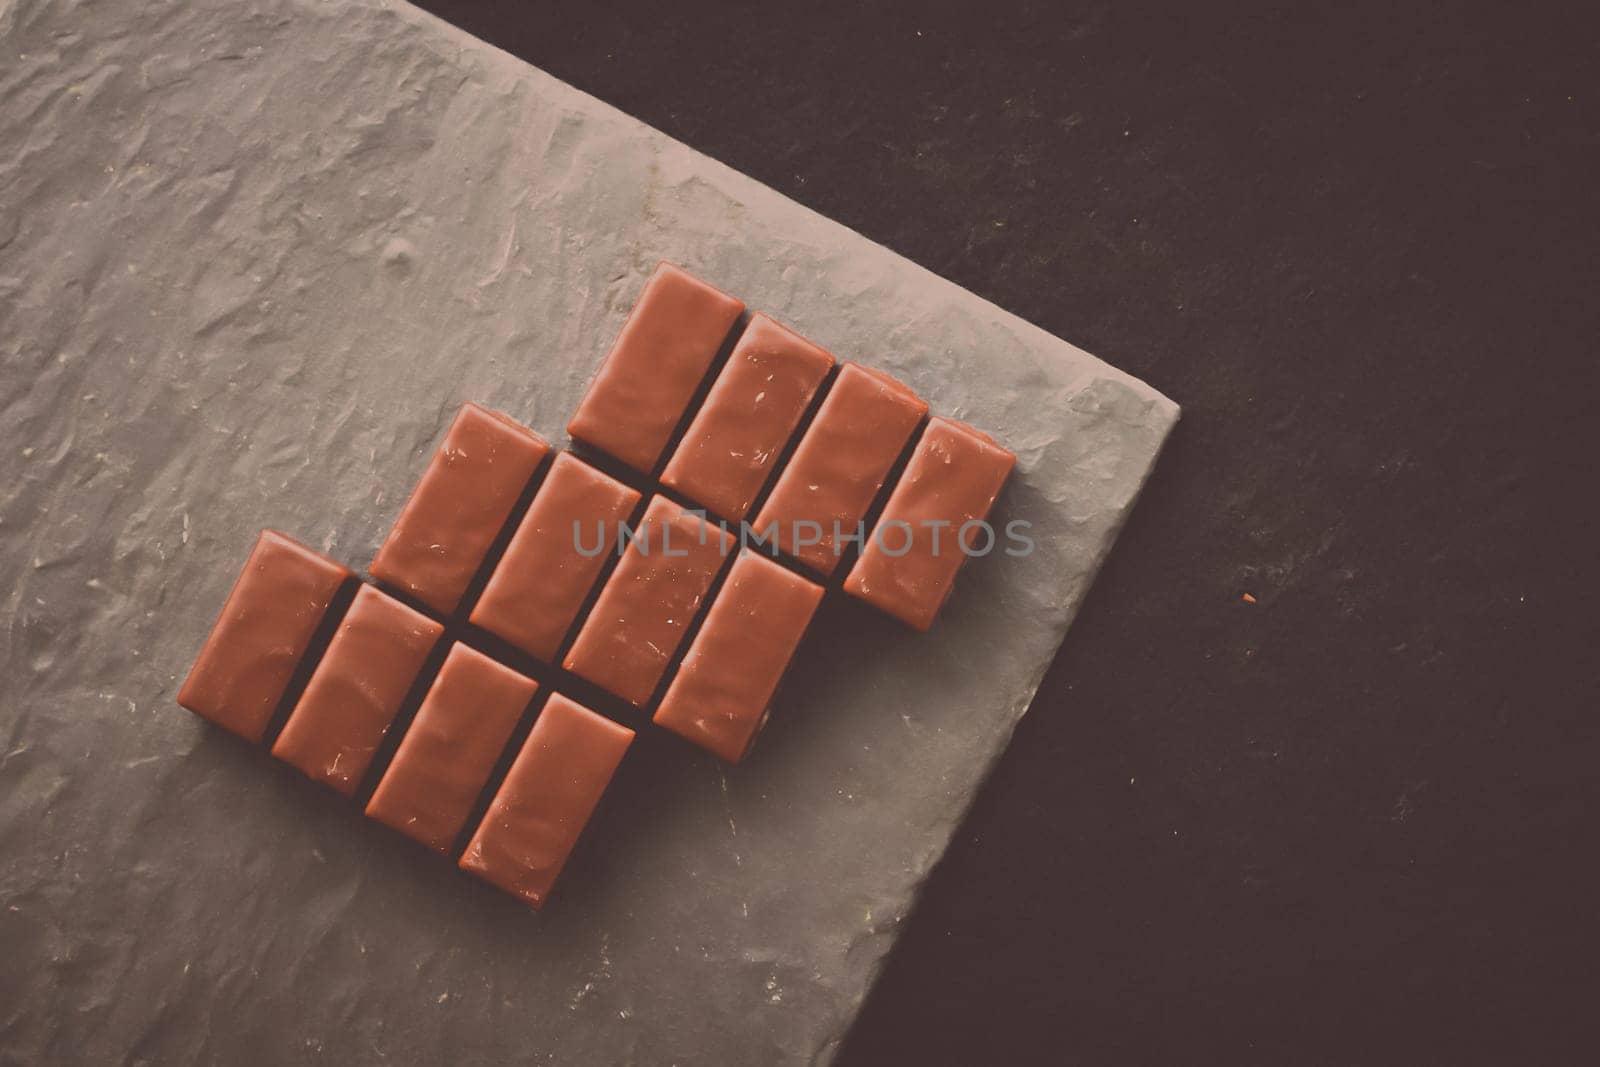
[[0, 0, 1177, 1063]]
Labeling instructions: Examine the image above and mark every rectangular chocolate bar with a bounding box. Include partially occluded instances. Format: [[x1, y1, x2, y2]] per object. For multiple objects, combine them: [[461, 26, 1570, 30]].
[[566, 262, 745, 474], [272, 584, 444, 795], [844, 417, 1017, 631], [459, 693, 633, 909], [653, 551, 824, 763], [177, 530, 352, 743], [370, 401, 551, 616], [752, 362, 927, 575], [659, 313, 834, 521], [366, 642, 537, 853], [563, 495, 734, 705], [469, 452, 641, 662]]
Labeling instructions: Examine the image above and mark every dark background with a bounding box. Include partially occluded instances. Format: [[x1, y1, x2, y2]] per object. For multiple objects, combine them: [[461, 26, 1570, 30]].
[[411, 3, 1599, 1062]]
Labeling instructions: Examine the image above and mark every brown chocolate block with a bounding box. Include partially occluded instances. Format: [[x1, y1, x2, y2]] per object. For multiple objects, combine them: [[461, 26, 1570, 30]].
[[459, 693, 633, 909], [366, 643, 536, 853], [370, 401, 551, 616], [566, 262, 745, 474], [563, 495, 734, 706], [177, 530, 352, 743], [469, 453, 641, 662], [659, 314, 835, 521], [752, 362, 927, 576], [653, 551, 824, 764], [272, 584, 443, 795], [844, 417, 1017, 631]]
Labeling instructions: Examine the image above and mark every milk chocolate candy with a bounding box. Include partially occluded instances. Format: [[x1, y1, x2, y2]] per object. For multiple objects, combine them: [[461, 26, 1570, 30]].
[[563, 495, 734, 706], [178, 530, 353, 743], [366, 643, 536, 853], [272, 585, 443, 795], [654, 551, 824, 763], [469, 453, 641, 662], [370, 402, 551, 616], [752, 362, 927, 575], [844, 417, 1017, 631], [566, 262, 744, 474], [660, 314, 834, 521], [459, 694, 633, 909]]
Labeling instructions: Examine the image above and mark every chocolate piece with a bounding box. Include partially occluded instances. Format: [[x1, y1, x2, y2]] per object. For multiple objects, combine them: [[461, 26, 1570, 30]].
[[177, 530, 352, 743], [566, 262, 745, 473], [366, 643, 536, 853], [654, 551, 823, 763], [752, 362, 927, 575], [469, 453, 641, 662], [272, 585, 443, 795], [459, 693, 633, 909], [659, 314, 835, 521], [844, 417, 1017, 631], [563, 495, 734, 705], [370, 402, 551, 616]]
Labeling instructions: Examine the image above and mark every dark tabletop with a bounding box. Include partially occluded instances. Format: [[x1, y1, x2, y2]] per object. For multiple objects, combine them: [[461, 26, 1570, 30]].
[[410, 3, 1598, 1062]]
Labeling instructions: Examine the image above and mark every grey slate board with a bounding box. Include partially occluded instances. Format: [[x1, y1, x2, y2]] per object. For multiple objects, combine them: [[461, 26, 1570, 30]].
[[0, 0, 1179, 1062]]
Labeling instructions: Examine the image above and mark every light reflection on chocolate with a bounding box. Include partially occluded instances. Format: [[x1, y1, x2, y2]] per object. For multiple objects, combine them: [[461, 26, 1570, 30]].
[[371, 401, 550, 615], [567, 262, 744, 474], [178, 530, 352, 743], [661, 313, 834, 521], [273, 585, 443, 795], [845, 417, 1017, 630], [654, 550, 823, 763], [753, 362, 927, 575], [366, 642, 536, 853], [563, 495, 734, 706], [459, 694, 633, 909], [470, 452, 640, 662]]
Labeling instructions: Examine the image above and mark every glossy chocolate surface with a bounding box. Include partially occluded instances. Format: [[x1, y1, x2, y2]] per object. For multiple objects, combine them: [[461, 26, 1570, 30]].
[[845, 417, 1017, 631], [566, 262, 744, 473], [178, 530, 352, 743], [654, 551, 824, 764], [753, 362, 927, 575], [273, 585, 443, 795], [365, 643, 536, 853], [370, 401, 550, 615], [563, 495, 734, 705], [469, 453, 641, 661], [459, 694, 633, 909], [660, 313, 835, 521]]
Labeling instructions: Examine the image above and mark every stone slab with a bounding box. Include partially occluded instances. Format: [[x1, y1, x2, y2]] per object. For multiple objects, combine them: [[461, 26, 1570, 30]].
[[0, 0, 1178, 1062]]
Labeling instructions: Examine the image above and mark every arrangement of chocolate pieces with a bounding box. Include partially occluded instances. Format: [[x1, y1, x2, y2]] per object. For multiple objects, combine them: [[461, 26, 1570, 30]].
[[177, 262, 1017, 909]]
